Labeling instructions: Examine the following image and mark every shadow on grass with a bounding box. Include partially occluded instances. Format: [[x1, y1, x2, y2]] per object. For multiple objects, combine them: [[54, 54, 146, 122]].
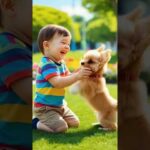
[[33, 125, 116, 145]]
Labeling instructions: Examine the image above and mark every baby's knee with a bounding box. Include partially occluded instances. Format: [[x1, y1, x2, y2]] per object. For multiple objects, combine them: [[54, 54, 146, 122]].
[[67, 119, 80, 128], [53, 120, 68, 133], [54, 125, 68, 133]]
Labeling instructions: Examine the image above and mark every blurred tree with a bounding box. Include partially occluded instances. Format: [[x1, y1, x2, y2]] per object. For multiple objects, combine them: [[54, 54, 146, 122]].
[[72, 15, 84, 23], [72, 15, 86, 49], [82, 0, 117, 45], [33, 5, 81, 43], [86, 11, 116, 43], [82, 0, 117, 15], [71, 22, 81, 42]]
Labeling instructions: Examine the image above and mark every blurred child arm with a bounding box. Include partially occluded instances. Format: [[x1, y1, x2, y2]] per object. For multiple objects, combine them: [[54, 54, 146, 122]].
[[48, 67, 92, 88], [11, 77, 32, 105]]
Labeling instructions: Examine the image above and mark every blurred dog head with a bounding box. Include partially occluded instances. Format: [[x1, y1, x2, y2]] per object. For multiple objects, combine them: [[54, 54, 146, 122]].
[[118, 7, 150, 70], [80, 45, 111, 74]]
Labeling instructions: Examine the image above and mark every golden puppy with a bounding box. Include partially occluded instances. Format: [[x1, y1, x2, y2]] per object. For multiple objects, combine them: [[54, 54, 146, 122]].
[[71, 46, 117, 131]]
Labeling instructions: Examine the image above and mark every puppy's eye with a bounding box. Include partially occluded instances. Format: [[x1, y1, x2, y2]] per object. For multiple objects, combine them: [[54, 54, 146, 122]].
[[87, 60, 95, 64]]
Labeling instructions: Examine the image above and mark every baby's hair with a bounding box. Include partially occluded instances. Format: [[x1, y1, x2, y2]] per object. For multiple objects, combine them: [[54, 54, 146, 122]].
[[37, 24, 71, 54]]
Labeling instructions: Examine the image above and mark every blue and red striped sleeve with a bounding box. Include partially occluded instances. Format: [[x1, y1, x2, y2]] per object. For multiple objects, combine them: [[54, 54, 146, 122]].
[[41, 62, 58, 80], [0, 48, 32, 88]]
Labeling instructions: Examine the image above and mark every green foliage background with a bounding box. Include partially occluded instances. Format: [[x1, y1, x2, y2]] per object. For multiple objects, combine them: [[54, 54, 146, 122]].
[[33, 3, 117, 44], [82, 0, 117, 43], [33, 5, 81, 42]]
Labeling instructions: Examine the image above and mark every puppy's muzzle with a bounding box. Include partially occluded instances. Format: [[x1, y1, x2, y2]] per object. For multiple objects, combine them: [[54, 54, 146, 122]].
[[81, 62, 85, 66]]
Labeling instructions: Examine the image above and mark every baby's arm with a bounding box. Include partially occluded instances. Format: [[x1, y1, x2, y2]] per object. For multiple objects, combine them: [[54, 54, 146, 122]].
[[11, 77, 32, 105], [48, 67, 92, 88]]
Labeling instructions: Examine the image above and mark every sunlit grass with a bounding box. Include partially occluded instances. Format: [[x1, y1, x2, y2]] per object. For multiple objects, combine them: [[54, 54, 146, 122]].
[[33, 84, 117, 150]]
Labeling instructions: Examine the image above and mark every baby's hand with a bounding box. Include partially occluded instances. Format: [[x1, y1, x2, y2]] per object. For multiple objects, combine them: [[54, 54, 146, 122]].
[[76, 67, 92, 80]]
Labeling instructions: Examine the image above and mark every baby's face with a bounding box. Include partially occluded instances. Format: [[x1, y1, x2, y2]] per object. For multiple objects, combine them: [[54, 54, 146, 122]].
[[44, 34, 71, 62]]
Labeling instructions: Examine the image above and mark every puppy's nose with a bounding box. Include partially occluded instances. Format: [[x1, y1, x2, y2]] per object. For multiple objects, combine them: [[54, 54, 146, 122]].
[[81, 62, 85, 65]]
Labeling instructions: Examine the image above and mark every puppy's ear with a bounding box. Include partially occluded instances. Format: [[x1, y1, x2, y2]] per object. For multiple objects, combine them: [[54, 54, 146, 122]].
[[101, 50, 111, 63], [132, 35, 150, 60], [125, 7, 144, 22], [135, 17, 150, 40], [97, 44, 105, 52]]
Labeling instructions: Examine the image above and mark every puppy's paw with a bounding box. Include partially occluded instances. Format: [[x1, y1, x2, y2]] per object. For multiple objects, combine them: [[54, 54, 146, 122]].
[[92, 122, 102, 127], [98, 127, 110, 131], [69, 83, 80, 94], [98, 127, 116, 131]]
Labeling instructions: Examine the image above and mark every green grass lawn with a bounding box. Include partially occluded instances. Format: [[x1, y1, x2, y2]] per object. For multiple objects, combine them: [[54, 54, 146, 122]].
[[33, 84, 117, 150]]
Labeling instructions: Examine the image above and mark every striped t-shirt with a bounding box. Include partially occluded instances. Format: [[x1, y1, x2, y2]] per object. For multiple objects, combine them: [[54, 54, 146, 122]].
[[0, 32, 32, 149], [34, 57, 69, 107]]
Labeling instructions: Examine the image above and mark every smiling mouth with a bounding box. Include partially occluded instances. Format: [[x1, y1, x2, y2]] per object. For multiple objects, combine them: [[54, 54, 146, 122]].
[[60, 51, 66, 54]]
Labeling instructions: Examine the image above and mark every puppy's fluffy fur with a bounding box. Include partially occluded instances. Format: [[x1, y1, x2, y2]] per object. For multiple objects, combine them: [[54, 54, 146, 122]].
[[118, 7, 150, 125], [71, 46, 117, 130], [118, 7, 150, 150]]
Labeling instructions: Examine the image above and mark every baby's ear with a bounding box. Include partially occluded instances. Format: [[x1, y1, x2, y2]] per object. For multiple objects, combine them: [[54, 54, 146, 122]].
[[101, 50, 111, 63], [97, 44, 105, 52]]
